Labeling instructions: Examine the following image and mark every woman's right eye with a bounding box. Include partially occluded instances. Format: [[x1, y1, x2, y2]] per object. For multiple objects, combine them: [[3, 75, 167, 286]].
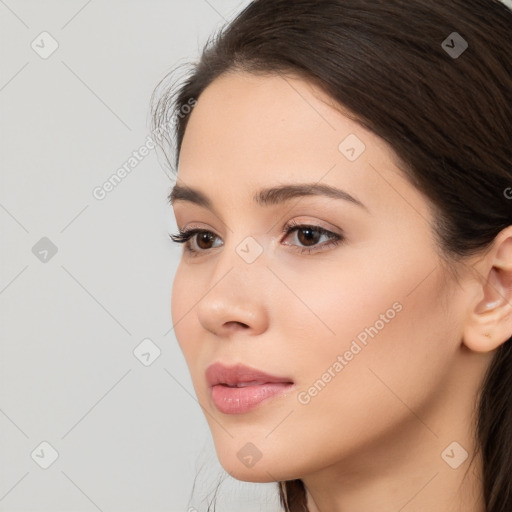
[[168, 228, 222, 256]]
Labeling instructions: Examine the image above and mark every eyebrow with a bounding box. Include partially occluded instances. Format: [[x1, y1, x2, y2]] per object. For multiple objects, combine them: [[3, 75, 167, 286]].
[[169, 182, 368, 211]]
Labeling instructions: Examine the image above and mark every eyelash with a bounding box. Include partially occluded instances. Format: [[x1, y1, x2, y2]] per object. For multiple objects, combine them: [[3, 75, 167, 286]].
[[168, 219, 344, 257]]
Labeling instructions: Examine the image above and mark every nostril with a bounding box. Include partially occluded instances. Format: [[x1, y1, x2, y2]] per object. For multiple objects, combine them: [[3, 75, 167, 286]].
[[225, 321, 249, 329]]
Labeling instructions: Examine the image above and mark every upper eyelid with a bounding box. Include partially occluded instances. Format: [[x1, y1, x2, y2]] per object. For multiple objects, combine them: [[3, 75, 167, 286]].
[[178, 216, 343, 233], [178, 222, 339, 237]]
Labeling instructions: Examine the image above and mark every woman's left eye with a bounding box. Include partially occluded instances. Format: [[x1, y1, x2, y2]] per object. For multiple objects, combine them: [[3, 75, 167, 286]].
[[168, 220, 345, 257], [280, 219, 344, 254]]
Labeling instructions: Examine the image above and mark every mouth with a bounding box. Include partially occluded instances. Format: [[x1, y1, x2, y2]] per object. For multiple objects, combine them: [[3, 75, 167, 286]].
[[205, 362, 295, 414]]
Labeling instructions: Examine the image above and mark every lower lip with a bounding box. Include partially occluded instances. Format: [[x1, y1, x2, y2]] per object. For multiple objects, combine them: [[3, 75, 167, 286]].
[[210, 382, 294, 414]]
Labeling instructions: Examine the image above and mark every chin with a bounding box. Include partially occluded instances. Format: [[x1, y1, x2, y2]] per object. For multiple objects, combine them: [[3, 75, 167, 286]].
[[221, 463, 286, 483], [216, 449, 299, 483]]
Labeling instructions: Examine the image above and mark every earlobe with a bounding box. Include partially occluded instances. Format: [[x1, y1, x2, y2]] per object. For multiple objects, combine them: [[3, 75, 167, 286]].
[[462, 227, 512, 353], [463, 299, 507, 353]]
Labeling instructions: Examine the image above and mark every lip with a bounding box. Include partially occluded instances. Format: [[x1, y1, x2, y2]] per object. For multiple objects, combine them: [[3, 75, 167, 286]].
[[205, 362, 294, 387], [210, 383, 294, 414], [206, 362, 295, 414]]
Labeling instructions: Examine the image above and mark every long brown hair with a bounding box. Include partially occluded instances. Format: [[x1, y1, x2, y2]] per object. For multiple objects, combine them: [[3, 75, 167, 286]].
[[150, 1, 512, 510]]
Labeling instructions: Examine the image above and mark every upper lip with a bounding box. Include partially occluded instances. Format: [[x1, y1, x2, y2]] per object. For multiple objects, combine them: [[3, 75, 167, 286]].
[[206, 362, 294, 387]]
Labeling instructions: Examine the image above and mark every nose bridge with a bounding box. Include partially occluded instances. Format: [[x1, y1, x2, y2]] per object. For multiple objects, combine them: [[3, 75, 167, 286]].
[[196, 233, 269, 334], [212, 222, 268, 277], [213, 232, 268, 303]]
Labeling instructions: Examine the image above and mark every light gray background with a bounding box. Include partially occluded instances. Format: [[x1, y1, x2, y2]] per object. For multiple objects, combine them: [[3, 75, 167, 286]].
[[0, 1, 281, 511]]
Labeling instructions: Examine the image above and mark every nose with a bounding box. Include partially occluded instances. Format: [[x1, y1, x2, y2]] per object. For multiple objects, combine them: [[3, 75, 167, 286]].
[[196, 249, 270, 338]]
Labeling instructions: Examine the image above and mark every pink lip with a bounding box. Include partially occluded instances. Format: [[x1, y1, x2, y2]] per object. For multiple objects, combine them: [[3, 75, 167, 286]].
[[205, 362, 293, 387], [206, 362, 295, 414]]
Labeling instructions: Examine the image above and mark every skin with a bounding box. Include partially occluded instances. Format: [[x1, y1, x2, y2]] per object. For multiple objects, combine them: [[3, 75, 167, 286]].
[[169, 71, 512, 512]]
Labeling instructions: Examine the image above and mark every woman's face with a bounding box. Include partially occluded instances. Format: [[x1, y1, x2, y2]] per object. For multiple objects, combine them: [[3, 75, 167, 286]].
[[170, 71, 473, 482]]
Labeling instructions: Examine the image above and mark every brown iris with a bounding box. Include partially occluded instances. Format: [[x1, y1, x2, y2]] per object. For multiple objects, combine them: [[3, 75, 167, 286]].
[[296, 226, 321, 247]]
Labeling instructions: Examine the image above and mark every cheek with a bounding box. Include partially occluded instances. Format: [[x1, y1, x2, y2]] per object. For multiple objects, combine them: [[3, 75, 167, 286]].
[[271, 256, 452, 416], [170, 265, 200, 356], [271, 250, 405, 346], [170, 267, 210, 405]]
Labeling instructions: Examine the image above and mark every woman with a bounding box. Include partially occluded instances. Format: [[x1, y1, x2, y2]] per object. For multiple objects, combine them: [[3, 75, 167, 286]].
[[151, 1, 512, 510]]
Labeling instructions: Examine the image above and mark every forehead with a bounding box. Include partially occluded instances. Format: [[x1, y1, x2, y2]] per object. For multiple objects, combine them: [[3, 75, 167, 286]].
[[180, 71, 360, 161], [180, 72, 372, 174], [176, 71, 431, 224]]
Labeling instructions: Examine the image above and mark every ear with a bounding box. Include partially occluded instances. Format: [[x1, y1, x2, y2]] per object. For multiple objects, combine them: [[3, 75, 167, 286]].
[[462, 225, 512, 353]]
